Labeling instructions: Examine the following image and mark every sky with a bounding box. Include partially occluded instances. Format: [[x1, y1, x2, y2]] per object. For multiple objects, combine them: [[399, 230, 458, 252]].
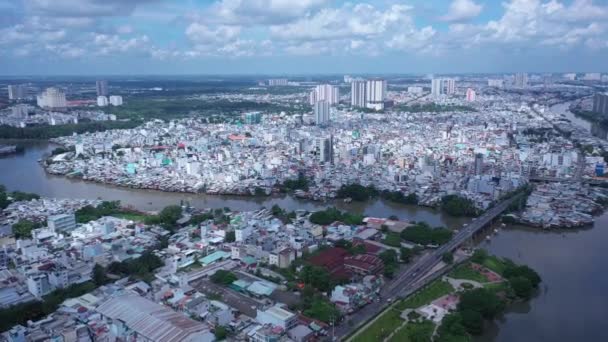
[[0, 0, 607, 75]]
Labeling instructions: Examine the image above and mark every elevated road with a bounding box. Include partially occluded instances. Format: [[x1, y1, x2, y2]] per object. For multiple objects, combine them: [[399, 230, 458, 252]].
[[340, 193, 524, 341]]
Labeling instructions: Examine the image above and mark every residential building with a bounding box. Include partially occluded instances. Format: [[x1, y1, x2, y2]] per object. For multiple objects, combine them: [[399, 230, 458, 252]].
[[109, 95, 123, 106], [97, 96, 109, 107], [245, 111, 262, 124], [314, 100, 330, 126], [431, 78, 456, 97], [583, 73, 601, 81], [514, 73, 528, 88], [351, 80, 366, 107], [36, 87, 67, 109], [96, 80, 108, 96], [365, 79, 386, 111], [268, 79, 288, 86], [318, 135, 334, 164], [466, 88, 476, 102], [7, 85, 26, 100], [593, 93, 608, 117], [475, 153, 484, 175], [256, 305, 297, 330], [26, 273, 52, 298], [310, 84, 339, 105], [47, 213, 77, 232]]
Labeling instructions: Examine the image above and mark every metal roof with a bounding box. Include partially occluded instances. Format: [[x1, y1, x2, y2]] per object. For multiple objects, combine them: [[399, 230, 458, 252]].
[[96, 294, 210, 342]]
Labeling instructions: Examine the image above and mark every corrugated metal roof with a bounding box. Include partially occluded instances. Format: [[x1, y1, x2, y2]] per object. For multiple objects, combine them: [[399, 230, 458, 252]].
[[96, 294, 209, 342]]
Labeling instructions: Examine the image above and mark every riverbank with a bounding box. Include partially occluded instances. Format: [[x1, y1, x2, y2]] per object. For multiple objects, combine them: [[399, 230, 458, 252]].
[[350, 250, 541, 342]]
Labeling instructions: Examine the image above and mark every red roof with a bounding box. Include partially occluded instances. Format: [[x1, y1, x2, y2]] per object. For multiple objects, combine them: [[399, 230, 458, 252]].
[[309, 247, 349, 272]]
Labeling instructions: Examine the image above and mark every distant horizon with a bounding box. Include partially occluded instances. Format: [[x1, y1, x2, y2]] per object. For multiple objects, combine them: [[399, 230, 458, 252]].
[[0, 70, 606, 79]]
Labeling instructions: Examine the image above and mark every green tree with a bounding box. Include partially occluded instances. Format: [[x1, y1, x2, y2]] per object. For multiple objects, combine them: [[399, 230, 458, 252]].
[[436, 313, 468, 342], [460, 309, 484, 335], [303, 298, 341, 323], [441, 195, 479, 217], [458, 288, 505, 320], [92, 264, 108, 286], [210, 270, 238, 285], [471, 249, 488, 263], [158, 205, 182, 227], [509, 276, 534, 299], [400, 247, 413, 263], [214, 326, 228, 340], [442, 252, 454, 264], [12, 220, 41, 239], [225, 231, 236, 243]]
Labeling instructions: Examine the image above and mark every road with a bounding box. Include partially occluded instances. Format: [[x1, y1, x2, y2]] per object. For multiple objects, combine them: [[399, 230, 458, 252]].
[[336, 194, 524, 340]]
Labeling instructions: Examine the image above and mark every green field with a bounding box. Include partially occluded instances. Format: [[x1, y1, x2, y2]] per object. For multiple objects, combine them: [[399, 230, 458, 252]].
[[449, 264, 488, 283], [481, 255, 508, 275], [388, 320, 435, 342], [395, 280, 455, 311], [352, 307, 403, 342]]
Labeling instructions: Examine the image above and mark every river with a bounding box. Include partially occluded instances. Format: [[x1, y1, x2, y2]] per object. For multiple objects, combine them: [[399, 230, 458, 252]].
[[1, 139, 608, 341]]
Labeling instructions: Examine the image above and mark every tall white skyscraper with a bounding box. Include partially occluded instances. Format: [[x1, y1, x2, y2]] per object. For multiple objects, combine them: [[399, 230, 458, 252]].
[[310, 84, 339, 105], [365, 79, 386, 111], [431, 79, 442, 97], [8, 84, 26, 100], [514, 73, 528, 88], [431, 78, 456, 97], [36, 87, 67, 109], [351, 80, 366, 108], [314, 100, 330, 126]]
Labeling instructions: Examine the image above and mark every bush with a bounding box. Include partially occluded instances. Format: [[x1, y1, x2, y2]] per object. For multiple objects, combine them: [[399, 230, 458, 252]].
[[210, 270, 238, 285], [400, 222, 453, 245], [509, 276, 534, 299], [309, 207, 363, 225], [441, 195, 479, 217], [336, 183, 378, 202]]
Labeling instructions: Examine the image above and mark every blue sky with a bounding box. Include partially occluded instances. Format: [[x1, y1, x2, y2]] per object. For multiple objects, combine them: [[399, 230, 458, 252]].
[[1, 0, 607, 75]]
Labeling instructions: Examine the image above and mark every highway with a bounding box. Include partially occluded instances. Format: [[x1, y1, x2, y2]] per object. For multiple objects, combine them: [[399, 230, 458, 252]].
[[337, 193, 524, 341]]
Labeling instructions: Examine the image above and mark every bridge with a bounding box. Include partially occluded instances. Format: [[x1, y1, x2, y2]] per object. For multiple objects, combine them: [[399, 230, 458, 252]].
[[340, 193, 524, 341]]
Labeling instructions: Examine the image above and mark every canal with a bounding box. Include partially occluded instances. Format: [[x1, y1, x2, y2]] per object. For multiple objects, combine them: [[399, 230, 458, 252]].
[[1, 137, 607, 341]]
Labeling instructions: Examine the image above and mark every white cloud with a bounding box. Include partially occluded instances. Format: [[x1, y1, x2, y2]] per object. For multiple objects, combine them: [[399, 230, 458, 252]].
[[440, 0, 483, 22], [204, 0, 328, 25], [26, 0, 159, 18], [270, 4, 415, 41]]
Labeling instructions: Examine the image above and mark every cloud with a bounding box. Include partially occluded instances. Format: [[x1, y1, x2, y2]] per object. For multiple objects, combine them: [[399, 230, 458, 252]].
[[25, 0, 160, 18], [270, 4, 415, 41], [203, 0, 328, 25], [440, 0, 483, 22]]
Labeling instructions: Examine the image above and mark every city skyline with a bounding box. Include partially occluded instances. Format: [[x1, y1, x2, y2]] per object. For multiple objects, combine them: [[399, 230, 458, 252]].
[[1, 0, 608, 75]]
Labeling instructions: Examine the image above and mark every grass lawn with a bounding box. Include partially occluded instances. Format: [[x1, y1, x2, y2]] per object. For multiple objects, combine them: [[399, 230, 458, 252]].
[[394, 280, 455, 311], [484, 281, 510, 294], [482, 255, 508, 275], [449, 263, 488, 283], [388, 320, 435, 342], [111, 212, 149, 222], [352, 307, 403, 342]]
